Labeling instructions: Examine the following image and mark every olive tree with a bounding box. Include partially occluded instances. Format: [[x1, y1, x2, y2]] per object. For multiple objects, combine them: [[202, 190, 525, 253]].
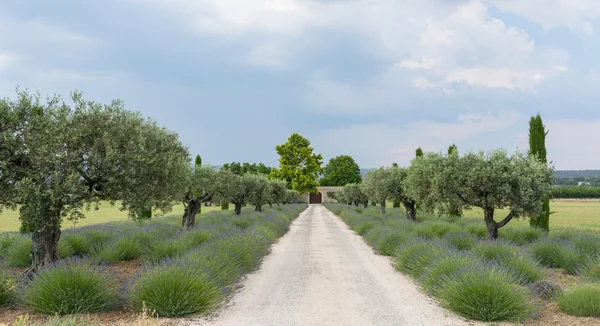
[[361, 167, 391, 215], [388, 166, 417, 221], [267, 179, 288, 207], [406, 149, 552, 240], [0, 90, 189, 276], [283, 189, 300, 204], [181, 164, 217, 230], [245, 174, 269, 212], [344, 183, 368, 208], [215, 170, 246, 215]]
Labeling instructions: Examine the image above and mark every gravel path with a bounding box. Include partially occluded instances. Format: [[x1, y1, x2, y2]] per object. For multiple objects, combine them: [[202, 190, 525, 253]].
[[183, 205, 477, 326]]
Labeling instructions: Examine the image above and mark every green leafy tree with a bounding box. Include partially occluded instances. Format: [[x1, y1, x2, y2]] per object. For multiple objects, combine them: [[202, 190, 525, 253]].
[[387, 166, 418, 221], [283, 190, 300, 204], [446, 144, 462, 217], [245, 174, 270, 212], [343, 183, 369, 208], [181, 164, 217, 230], [195, 155, 202, 167], [406, 149, 552, 240], [221, 162, 242, 175], [272, 133, 323, 194], [215, 170, 246, 215], [222, 162, 272, 175], [267, 179, 288, 207], [0, 90, 189, 276], [319, 155, 362, 186], [361, 167, 392, 215], [416, 147, 424, 157], [391, 163, 401, 208], [529, 114, 550, 231]]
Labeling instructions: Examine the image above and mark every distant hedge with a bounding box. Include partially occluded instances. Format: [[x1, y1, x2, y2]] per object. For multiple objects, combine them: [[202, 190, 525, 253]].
[[551, 186, 600, 199]]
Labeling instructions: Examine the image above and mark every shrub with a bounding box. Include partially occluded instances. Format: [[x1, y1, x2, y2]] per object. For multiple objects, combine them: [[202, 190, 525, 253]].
[[465, 223, 487, 239], [444, 232, 478, 250], [6, 236, 33, 267], [94, 237, 142, 264], [129, 262, 222, 317], [0, 233, 18, 257], [395, 239, 449, 277], [437, 265, 536, 321], [582, 263, 600, 282], [23, 259, 117, 315], [61, 234, 93, 256], [414, 221, 459, 239], [363, 225, 386, 248], [569, 233, 600, 260], [376, 230, 413, 256], [419, 251, 480, 295], [356, 222, 376, 236], [529, 280, 562, 300], [530, 238, 586, 274], [82, 229, 113, 249], [0, 274, 13, 306], [472, 240, 544, 284], [557, 284, 600, 317], [500, 227, 544, 245], [144, 240, 186, 263], [179, 229, 214, 249]]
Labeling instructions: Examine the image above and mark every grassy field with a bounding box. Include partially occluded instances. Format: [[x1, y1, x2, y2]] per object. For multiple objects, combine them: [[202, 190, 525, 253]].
[[0, 202, 223, 233], [461, 199, 600, 230]]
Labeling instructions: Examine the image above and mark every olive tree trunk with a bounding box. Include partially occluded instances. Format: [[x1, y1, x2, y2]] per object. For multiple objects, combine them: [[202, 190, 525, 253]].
[[379, 200, 386, 215], [403, 200, 417, 221], [234, 203, 242, 215], [21, 219, 61, 281], [182, 200, 201, 230], [483, 207, 516, 240], [255, 204, 262, 212]]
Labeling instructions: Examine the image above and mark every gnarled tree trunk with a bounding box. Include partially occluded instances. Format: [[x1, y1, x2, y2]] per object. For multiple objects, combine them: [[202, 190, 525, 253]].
[[379, 200, 386, 215], [403, 200, 417, 221], [483, 207, 498, 240], [255, 204, 262, 212], [234, 203, 242, 215], [21, 219, 61, 281], [182, 200, 201, 230]]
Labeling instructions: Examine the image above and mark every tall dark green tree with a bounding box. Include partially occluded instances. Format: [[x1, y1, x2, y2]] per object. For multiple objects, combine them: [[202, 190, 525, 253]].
[[528, 113, 550, 231], [319, 155, 362, 186], [447, 144, 462, 217], [195, 155, 202, 167], [416, 147, 424, 157]]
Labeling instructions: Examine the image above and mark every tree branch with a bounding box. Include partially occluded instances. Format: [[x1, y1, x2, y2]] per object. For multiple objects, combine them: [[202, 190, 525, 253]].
[[497, 210, 516, 229]]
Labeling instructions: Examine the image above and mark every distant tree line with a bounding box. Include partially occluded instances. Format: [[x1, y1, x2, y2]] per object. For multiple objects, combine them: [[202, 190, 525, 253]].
[[551, 186, 600, 199]]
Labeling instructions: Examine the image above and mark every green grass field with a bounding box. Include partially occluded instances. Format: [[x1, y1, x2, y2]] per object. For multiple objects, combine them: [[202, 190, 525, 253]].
[[0, 202, 223, 233], [461, 199, 600, 230]]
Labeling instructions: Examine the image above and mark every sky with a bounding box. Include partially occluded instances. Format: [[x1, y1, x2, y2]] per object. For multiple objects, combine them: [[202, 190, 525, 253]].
[[1, 0, 599, 170]]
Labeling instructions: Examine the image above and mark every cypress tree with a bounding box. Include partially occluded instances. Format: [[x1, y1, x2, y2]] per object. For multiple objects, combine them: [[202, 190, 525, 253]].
[[529, 114, 550, 230], [447, 144, 461, 217], [416, 147, 424, 157], [221, 202, 229, 210], [195, 155, 202, 167]]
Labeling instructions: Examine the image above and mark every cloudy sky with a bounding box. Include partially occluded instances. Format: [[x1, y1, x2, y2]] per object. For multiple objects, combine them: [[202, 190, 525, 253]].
[[1, 0, 599, 170]]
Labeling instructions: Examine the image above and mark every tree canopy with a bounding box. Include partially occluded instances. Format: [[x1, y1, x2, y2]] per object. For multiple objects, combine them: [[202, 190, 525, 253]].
[[361, 167, 392, 215], [271, 133, 323, 194], [221, 162, 273, 176], [319, 155, 362, 187], [0, 90, 190, 275], [406, 149, 552, 240]]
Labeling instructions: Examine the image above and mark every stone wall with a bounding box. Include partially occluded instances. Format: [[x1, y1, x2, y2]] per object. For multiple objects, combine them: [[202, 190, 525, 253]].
[[300, 186, 344, 203]]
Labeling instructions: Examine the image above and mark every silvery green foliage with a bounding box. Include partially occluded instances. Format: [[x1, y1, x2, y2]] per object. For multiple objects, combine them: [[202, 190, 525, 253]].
[[0, 90, 190, 226], [343, 183, 368, 206], [214, 170, 246, 206], [361, 167, 392, 204], [183, 165, 218, 205], [268, 179, 288, 205], [244, 174, 270, 211], [406, 149, 552, 220]]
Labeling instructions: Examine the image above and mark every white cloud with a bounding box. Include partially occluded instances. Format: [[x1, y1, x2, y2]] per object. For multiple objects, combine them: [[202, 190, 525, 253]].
[[486, 0, 600, 33], [136, 0, 569, 91], [314, 112, 523, 168], [245, 43, 288, 68]]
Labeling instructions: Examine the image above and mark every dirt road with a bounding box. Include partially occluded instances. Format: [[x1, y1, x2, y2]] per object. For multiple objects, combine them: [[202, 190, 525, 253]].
[[185, 205, 474, 326]]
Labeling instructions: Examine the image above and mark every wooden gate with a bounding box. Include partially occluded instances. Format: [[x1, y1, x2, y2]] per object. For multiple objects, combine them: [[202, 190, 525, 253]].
[[309, 192, 322, 204]]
